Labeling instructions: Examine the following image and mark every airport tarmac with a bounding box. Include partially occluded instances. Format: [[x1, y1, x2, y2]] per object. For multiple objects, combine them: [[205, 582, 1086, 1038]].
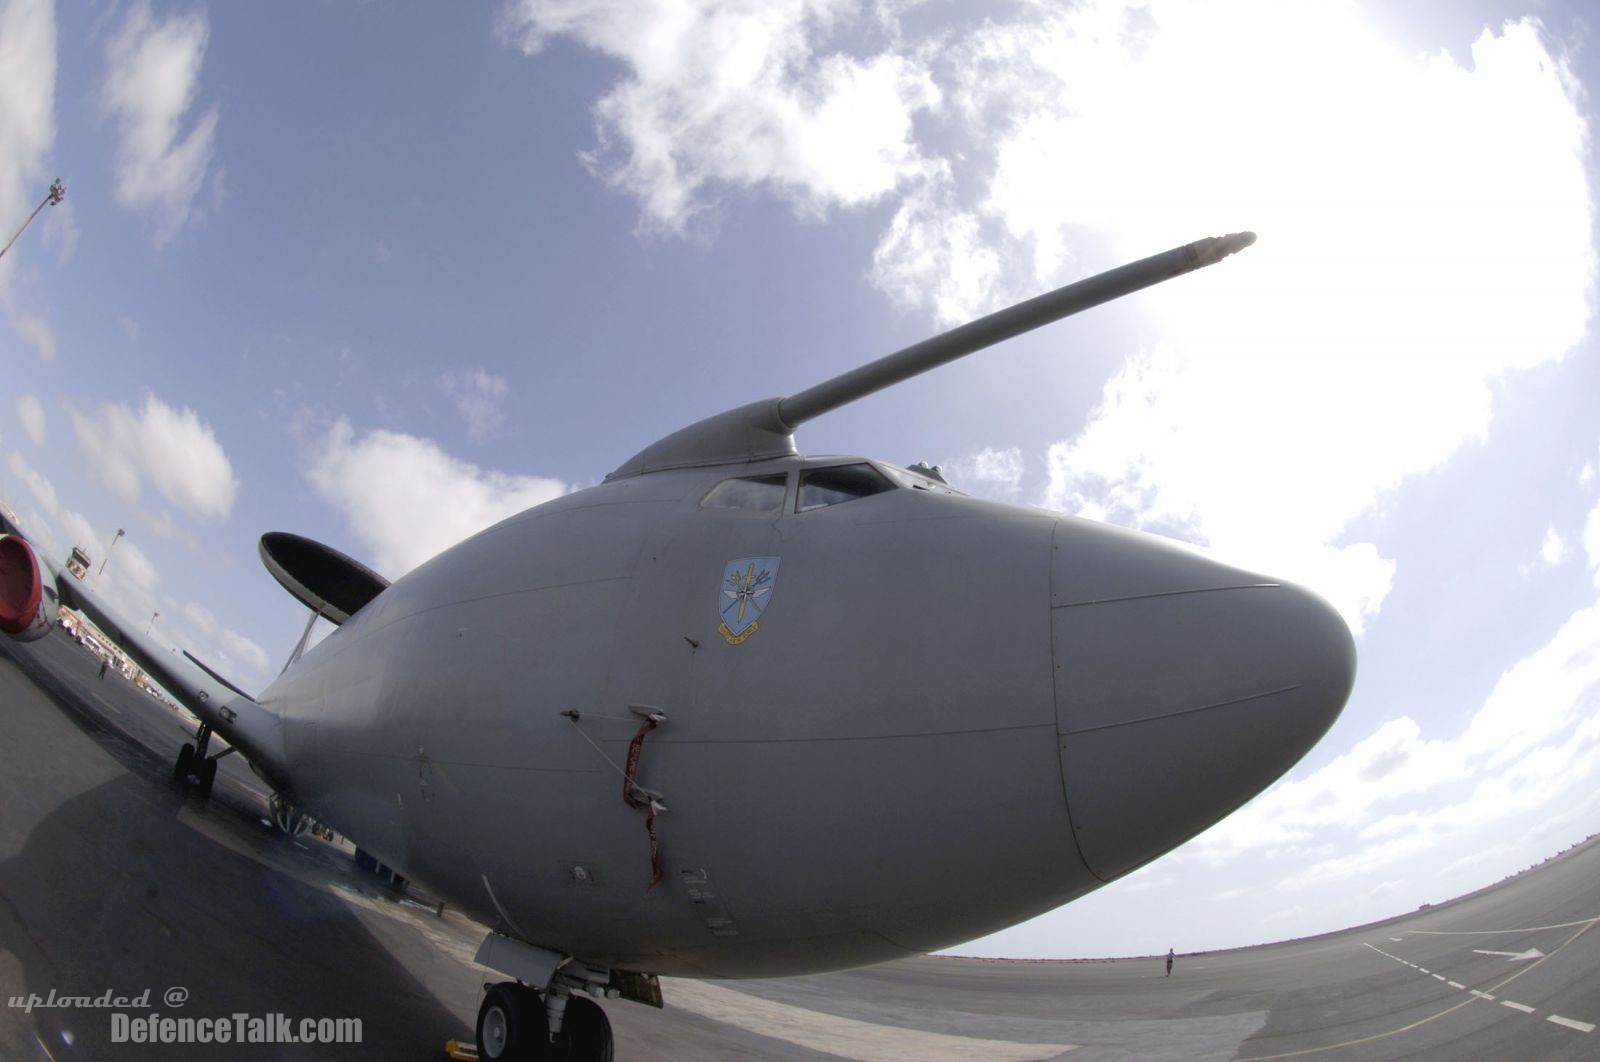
[[1, 628, 1596, 1060]]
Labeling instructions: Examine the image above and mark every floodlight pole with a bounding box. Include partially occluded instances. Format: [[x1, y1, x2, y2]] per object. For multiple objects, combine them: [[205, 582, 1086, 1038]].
[[0, 179, 66, 263], [94, 528, 125, 590]]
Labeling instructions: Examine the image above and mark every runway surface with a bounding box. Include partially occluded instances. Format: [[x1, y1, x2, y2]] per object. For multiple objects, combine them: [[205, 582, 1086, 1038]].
[[1, 627, 1596, 1059]]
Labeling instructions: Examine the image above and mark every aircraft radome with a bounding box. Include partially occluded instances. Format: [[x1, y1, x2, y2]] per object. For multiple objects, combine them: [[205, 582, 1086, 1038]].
[[0, 230, 1356, 1061]]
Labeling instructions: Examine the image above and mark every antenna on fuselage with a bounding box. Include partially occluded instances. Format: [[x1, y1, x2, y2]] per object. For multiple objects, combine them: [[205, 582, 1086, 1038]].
[[609, 231, 1256, 479]]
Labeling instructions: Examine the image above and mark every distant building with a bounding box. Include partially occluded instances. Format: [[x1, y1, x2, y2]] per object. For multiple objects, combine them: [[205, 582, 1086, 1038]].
[[67, 546, 91, 580]]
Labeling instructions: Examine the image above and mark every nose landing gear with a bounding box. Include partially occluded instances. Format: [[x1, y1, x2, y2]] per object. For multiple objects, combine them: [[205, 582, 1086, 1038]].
[[474, 981, 613, 1061]]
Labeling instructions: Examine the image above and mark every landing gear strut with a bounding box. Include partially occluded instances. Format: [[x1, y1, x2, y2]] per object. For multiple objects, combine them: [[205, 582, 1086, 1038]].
[[171, 723, 223, 799], [475, 982, 613, 1061]]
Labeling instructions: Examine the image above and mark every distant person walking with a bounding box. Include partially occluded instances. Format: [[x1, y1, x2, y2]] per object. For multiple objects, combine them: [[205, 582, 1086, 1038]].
[[1165, 948, 1174, 977], [98, 657, 109, 680]]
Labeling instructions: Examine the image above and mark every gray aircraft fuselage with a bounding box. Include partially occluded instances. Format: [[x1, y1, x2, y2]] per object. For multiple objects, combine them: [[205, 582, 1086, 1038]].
[[264, 452, 1353, 978]]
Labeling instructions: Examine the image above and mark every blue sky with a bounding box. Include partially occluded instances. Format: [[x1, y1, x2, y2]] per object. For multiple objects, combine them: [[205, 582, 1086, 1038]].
[[3, 0, 1599, 959]]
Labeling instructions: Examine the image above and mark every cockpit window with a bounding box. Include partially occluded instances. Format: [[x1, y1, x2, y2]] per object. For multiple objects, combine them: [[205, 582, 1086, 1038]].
[[700, 474, 787, 513], [797, 463, 894, 512]]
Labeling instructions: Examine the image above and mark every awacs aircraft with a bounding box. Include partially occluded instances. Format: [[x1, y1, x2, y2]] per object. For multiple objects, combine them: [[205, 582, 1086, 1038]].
[[0, 231, 1356, 1061]]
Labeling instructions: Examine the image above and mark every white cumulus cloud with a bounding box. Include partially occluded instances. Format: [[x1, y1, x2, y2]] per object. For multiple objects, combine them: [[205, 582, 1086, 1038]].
[[500, 0, 940, 231], [1027, 11, 1593, 635], [179, 600, 270, 680], [440, 369, 510, 442], [510, 2, 1595, 643], [304, 419, 567, 577], [1586, 495, 1600, 588], [14, 393, 45, 446], [944, 445, 1024, 501], [101, 1, 218, 246], [1540, 526, 1569, 568], [7, 448, 57, 514], [71, 394, 238, 519]]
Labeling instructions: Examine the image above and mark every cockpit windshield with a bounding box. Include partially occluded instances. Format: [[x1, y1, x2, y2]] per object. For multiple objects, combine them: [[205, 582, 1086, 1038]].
[[700, 474, 787, 513], [797, 464, 893, 511]]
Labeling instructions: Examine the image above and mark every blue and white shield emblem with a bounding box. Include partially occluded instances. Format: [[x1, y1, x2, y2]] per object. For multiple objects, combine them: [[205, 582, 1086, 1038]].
[[717, 557, 780, 645]]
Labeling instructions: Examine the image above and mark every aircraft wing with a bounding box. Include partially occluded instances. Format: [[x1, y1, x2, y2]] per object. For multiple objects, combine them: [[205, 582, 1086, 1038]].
[[46, 555, 290, 788]]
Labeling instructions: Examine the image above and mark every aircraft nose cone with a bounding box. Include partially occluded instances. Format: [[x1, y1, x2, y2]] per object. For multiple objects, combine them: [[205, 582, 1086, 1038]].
[[1050, 519, 1356, 882]]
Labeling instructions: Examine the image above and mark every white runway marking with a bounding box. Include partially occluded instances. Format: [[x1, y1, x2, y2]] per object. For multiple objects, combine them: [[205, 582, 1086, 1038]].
[[1363, 941, 1595, 1037], [1407, 917, 1599, 935], [1547, 1015, 1595, 1033], [663, 978, 1079, 1061]]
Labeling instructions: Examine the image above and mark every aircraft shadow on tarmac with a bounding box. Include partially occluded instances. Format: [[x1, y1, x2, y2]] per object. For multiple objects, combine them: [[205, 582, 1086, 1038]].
[[0, 637, 475, 1060]]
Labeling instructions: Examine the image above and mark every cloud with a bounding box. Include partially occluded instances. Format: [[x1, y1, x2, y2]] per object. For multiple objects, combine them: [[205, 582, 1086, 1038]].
[[870, 183, 1002, 325], [1024, 12, 1593, 634], [1540, 526, 1569, 568], [100, 1, 218, 246], [440, 369, 510, 442], [944, 446, 1024, 501], [1587, 495, 1600, 588], [15, 393, 45, 446], [7, 448, 57, 514], [515, 2, 1594, 642], [54, 507, 101, 560], [11, 310, 55, 361], [179, 600, 270, 680], [0, 0, 56, 293], [303, 419, 567, 576], [500, 0, 940, 231], [17, 507, 61, 564], [71, 394, 238, 519]]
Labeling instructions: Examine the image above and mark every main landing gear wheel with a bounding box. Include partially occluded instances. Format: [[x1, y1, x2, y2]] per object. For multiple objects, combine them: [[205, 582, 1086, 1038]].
[[551, 996, 613, 1062], [196, 755, 217, 799], [476, 982, 547, 1061], [171, 742, 196, 786], [172, 740, 218, 798]]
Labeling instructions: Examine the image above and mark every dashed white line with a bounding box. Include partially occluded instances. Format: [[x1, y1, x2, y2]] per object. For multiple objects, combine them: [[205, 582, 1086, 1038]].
[[1350, 931, 1599, 1052]]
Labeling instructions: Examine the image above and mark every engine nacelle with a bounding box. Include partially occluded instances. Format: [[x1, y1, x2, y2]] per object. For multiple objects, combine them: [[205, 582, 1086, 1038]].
[[0, 534, 57, 643]]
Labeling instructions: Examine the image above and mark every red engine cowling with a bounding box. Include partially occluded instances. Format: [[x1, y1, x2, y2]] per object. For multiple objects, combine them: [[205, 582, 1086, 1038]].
[[0, 534, 55, 642]]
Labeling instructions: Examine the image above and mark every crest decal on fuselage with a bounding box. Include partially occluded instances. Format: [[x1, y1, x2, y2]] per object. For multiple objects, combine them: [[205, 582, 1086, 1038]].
[[717, 557, 780, 645]]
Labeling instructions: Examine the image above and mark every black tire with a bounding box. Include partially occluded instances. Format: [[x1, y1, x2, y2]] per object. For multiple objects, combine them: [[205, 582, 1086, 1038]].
[[172, 743, 196, 786], [476, 982, 547, 1061], [553, 996, 613, 1062], [196, 757, 217, 800]]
